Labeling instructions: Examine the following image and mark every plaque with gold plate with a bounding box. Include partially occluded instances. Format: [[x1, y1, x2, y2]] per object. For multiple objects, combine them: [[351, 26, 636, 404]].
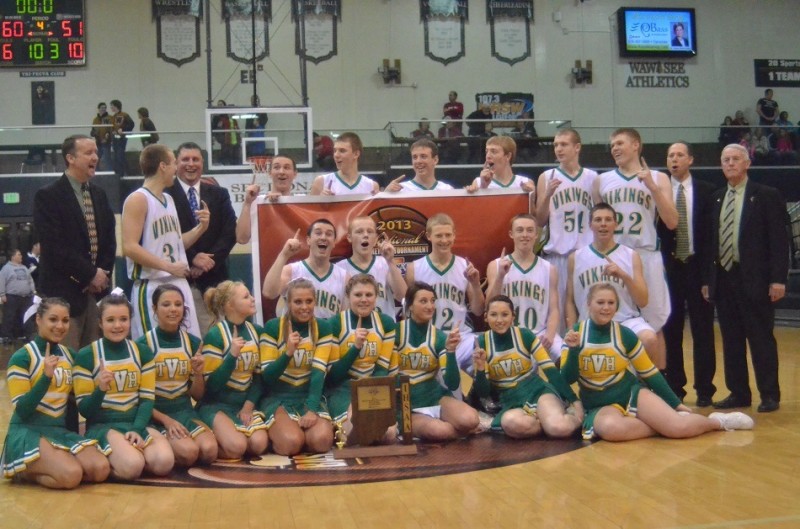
[[332, 375, 417, 459]]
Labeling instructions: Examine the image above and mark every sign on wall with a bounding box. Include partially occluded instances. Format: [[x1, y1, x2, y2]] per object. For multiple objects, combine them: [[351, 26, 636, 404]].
[[486, 0, 532, 66], [223, 0, 271, 64], [293, 0, 340, 64], [421, 0, 469, 65], [153, 0, 202, 67], [754, 59, 800, 88]]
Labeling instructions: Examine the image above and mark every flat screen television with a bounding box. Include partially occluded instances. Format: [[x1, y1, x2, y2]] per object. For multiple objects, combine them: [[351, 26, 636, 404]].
[[617, 7, 697, 58]]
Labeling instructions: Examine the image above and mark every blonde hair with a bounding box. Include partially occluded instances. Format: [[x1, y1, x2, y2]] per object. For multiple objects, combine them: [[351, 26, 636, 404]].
[[284, 279, 318, 350], [486, 135, 517, 164], [204, 280, 246, 326], [425, 212, 455, 234], [587, 283, 619, 306]]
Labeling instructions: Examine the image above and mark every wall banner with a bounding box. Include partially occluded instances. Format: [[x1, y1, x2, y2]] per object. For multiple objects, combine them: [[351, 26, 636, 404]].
[[153, 0, 202, 67], [420, 0, 469, 65]]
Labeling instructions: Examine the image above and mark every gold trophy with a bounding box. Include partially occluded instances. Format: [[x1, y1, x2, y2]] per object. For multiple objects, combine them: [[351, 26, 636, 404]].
[[334, 419, 348, 449]]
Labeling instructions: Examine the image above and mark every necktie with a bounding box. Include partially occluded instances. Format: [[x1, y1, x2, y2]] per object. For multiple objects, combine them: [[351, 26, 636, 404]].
[[675, 184, 690, 262], [81, 183, 98, 264], [188, 186, 199, 226], [719, 189, 737, 271]]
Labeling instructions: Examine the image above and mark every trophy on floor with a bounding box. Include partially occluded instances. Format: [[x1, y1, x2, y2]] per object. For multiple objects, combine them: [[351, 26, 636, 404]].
[[332, 375, 417, 459]]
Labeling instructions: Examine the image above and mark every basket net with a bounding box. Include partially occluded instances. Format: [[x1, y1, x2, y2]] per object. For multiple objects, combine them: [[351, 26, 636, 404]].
[[247, 156, 273, 183]]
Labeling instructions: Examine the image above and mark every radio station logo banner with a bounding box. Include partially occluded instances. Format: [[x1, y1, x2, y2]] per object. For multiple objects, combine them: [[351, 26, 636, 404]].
[[476, 92, 534, 121], [252, 190, 529, 321]]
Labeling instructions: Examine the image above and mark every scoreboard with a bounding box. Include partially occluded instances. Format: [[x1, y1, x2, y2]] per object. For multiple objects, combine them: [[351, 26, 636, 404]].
[[0, 0, 85, 68]]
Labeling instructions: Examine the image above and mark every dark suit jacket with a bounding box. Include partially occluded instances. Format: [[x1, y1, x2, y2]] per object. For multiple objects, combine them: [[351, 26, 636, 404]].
[[33, 174, 116, 316], [671, 37, 690, 48], [707, 179, 789, 301], [658, 177, 716, 283], [166, 180, 236, 292]]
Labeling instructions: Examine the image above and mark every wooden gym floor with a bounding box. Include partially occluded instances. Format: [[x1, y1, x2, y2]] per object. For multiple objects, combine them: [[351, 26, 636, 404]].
[[1, 324, 798, 529]]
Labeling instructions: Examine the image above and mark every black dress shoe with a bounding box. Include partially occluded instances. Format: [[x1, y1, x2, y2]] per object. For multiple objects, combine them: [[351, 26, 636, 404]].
[[713, 395, 751, 409], [696, 396, 713, 407], [757, 399, 780, 413]]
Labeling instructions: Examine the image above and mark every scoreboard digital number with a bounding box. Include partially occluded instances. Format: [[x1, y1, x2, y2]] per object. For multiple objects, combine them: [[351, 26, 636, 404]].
[[0, 0, 85, 68]]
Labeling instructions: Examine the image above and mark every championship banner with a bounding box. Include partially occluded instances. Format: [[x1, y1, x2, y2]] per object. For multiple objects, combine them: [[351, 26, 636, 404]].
[[420, 0, 469, 65], [251, 190, 530, 321], [292, 0, 341, 18], [223, 0, 272, 63], [153, 0, 202, 67], [486, 0, 532, 66], [420, 0, 469, 19], [486, 0, 532, 20], [292, 0, 341, 64]]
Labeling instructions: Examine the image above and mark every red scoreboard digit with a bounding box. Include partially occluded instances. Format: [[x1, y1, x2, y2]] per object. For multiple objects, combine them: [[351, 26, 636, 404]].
[[0, 0, 86, 67]]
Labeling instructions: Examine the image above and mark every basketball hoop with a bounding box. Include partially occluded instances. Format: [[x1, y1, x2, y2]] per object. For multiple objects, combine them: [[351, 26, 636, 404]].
[[247, 155, 273, 185]]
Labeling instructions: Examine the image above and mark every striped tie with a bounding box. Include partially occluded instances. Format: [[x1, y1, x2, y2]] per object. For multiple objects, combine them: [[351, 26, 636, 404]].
[[719, 189, 736, 271], [188, 186, 199, 227], [675, 184, 689, 262], [81, 183, 98, 264]]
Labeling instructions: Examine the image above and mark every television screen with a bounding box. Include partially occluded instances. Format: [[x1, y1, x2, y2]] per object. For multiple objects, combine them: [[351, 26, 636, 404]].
[[617, 7, 697, 58]]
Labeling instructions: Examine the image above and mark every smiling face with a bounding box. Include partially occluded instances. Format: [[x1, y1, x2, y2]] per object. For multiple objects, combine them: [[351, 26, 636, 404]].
[[349, 283, 378, 318], [66, 138, 99, 182], [288, 287, 315, 323], [37, 304, 70, 344], [307, 221, 336, 259], [427, 223, 455, 255], [226, 284, 256, 321], [100, 304, 131, 343], [176, 147, 204, 186], [588, 286, 618, 325], [160, 150, 178, 185], [486, 299, 515, 334], [154, 289, 185, 333], [270, 156, 297, 195], [609, 133, 639, 168], [411, 146, 438, 179], [347, 217, 378, 258], [333, 140, 359, 173], [590, 207, 618, 244], [666, 143, 693, 179], [510, 217, 537, 252], [409, 289, 436, 324]]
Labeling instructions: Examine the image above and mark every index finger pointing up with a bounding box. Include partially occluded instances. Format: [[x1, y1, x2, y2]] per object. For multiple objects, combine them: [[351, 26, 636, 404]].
[[293, 228, 301, 240]]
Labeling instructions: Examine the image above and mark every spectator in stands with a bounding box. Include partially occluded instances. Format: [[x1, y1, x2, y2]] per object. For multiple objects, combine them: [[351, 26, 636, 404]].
[[732, 110, 750, 135], [0, 249, 36, 344], [775, 111, 793, 130], [756, 89, 779, 131], [23, 242, 40, 289], [245, 114, 268, 157], [719, 116, 739, 146], [91, 102, 113, 171], [137, 107, 159, 147], [437, 118, 464, 164], [110, 99, 135, 177], [775, 128, 797, 164], [313, 132, 335, 171], [443, 91, 464, 130], [749, 128, 772, 165], [466, 104, 493, 162], [411, 119, 435, 139]]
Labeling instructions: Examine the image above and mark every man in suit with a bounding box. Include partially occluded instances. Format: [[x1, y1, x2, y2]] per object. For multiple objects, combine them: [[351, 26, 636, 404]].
[[165, 142, 236, 336], [33, 135, 116, 351], [658, 142, 717, 407], [705, 144, 789, 413]]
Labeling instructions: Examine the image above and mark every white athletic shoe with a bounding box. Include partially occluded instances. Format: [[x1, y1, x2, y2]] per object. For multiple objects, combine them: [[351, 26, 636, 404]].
[[709, 411, 755, 431]]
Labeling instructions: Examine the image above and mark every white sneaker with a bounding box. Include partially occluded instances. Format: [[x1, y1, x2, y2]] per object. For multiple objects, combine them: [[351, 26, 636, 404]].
[[709, 411, 755, 431]]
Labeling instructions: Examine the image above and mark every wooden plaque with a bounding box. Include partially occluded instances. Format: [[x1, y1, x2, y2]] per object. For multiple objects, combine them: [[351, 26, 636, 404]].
[[349, 376, 397, 447]]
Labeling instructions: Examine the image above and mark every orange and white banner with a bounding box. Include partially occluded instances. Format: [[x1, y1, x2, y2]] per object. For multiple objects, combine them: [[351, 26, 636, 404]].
[[252, 189, 531, 321]]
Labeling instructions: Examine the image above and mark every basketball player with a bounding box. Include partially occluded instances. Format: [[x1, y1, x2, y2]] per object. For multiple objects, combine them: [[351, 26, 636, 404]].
[[405, 213, 484, 373], [121, 144, 209, 339], [485, 214, 562, 362], [236, 155, 298, 244], [385, 139, 454, 192], [535, 128, 597, 332], [309, 132, 379, 195], [335, 216, 406, 320], [466, 136, 535, 192], [262, 219, 349, 319], [593, 128, 677, 368], [566, 202, 660, 366]]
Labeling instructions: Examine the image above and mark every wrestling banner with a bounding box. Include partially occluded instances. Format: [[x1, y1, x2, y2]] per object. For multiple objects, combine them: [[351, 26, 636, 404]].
[[251, 189, 530, 320]]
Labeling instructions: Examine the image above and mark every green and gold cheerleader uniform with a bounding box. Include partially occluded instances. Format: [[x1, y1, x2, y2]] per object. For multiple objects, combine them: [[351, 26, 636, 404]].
[[73, 338, 156, 452], [259, 317, 332, 426], [325, 310, 396, 422], [392, 318, 460, 410], [473, 326, 578, 431], [2, 337, 100, 478], [560, 320, 681, 440], [196, 320, 266, 436], [136, 327, 208, 438]]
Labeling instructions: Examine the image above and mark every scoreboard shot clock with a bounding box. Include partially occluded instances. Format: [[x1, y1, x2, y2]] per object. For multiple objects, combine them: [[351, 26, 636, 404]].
[[1, 0, 85, 68]]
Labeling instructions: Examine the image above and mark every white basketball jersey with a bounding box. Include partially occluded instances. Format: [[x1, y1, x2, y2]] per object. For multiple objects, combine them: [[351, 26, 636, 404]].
[[126, 189, 187, 281], [495, 255, 552, 334], [543, 167, 598, 255], [471, 174, 533, 189], [596, 170, 659, 251], [335, 256, 396, 321], [411, 255, 472, 333], [289, 261, 348, 319], [571, 244, 641, 321], [321, 172, 376, 195], [400, 179, 453, 191]]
